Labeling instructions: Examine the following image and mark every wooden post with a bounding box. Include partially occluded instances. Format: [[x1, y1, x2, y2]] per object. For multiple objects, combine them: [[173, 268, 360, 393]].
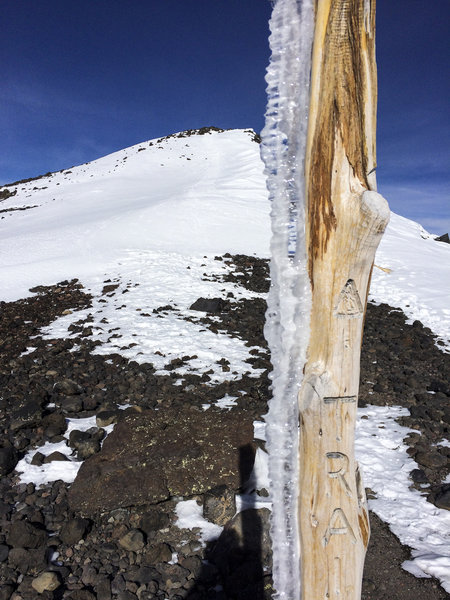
[[298, 1, 389, 598]]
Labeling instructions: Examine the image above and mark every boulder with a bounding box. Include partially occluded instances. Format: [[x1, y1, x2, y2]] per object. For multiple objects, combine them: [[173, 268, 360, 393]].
[[435, 233, 449, 244], [9, 398, 43, 432], [189, 297, 227, 313], [119, 529, 145, 552], [43, 451, 70, 463], [7, 520, 47, 549], [60, 517, 91, 545], [42, 411, 67, 437], [0, 447, 18, 475], [433, 484, 450, 510], [53, 378, 83, 395], [31, 571, 61, 593], [68, 406, 256, 516]]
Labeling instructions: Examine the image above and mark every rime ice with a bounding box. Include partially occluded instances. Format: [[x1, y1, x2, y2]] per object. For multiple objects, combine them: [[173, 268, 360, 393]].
[[260, 0, 314, 598]]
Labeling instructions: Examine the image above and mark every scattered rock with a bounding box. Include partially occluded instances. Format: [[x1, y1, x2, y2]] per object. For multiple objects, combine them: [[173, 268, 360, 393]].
[[102, 283, 120, 295], [31, 451, 46, 466], [410, 468, 429, 483], [415, 452, 448, 469], [0, 585, 14, 600], [189, 297, 227, 313], [42, 412, 67, 438], [65, 590, 97, 600], [60, 395, 83, 413], [43, 451, 69, 463], [96, 409, 118, 427], [432, 484, 450, 510], [31, 571, 61, 593], [8, 546, 47, 573], [142, 542, 172, 565], [0, 544, 9, 562], [60, 517, 91, 545], [53, 378, 83, 395], [0, 447, 18, 475], [139, 508, 170, 536], [119, 529, 145, 552], [7, 520, 47, 549]]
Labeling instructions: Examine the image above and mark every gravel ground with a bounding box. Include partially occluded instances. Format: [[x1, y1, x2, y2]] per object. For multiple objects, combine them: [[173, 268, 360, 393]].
[[0, 256, 448, 600]]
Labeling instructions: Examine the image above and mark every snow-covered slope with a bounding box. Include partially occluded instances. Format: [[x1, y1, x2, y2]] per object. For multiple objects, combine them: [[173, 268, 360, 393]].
[[1, 127, 449, 590], [371, 212, 450, 352], [0, 128, 270, 302], [1, 127, 448, 350]]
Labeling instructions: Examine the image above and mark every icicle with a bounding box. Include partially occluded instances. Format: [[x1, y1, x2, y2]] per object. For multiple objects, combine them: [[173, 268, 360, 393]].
[[260, 0, 314, 598]]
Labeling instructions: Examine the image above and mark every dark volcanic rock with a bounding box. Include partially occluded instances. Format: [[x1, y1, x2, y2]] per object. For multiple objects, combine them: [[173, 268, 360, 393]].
[[7, 520, 47, 549], [435, 233, 449, 244], [60, 517, 91, 545], [0, 544, 9, 562], [9, 399, 44, 432], [42, 411, 67, 437], [53, 378, 84, 395], [43, 451, 69, 463], [68, 406, 256, 516], [203, 485, 236, 526], [0, 585, 14, 600], [432, 484, 450, 510], [189, 297, 227, 313], [415, 452, 447, 469], [0, 447, 18, 475], [410, 468, 429, 484], [118, 528, 145, 551], [8, 546, 47, 574], [139, 508, 170, 535]]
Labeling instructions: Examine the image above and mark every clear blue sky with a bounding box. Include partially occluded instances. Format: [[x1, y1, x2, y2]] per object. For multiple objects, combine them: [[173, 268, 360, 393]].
[[1, 0, 448, 233]]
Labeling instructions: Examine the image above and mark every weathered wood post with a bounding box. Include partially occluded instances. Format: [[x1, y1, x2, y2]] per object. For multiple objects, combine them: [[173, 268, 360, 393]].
[[298, 1, 389, 598]]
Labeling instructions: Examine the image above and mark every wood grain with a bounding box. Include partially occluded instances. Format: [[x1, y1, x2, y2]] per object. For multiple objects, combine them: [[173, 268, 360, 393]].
[[297, 1, 388, 598]]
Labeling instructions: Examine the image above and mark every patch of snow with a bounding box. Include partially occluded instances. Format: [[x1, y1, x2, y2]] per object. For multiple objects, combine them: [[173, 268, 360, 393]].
[[175, 499, 223, 545], [214, 395, 238, 409], [434, 438, 450, 449], [19, 346, 37, 357], [244, 447, 270, 495], [15, 440, 80, 486], [356, 405, 450, 592], [40, 252, 265, 385], [253, 420, 266, 442], [16, 415, 115, 486]]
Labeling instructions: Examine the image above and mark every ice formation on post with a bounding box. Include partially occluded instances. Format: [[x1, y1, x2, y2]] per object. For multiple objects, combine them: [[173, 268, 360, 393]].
[[260, 0, 314, 598]]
